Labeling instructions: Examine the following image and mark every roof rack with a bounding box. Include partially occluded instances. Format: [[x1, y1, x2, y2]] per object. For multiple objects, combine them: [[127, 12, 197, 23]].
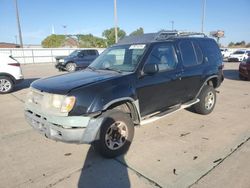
[[155, 30, 207, 40]]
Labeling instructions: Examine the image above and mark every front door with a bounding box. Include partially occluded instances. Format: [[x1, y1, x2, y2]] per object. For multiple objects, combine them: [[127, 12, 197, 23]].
[[136, 43, 184, 117]]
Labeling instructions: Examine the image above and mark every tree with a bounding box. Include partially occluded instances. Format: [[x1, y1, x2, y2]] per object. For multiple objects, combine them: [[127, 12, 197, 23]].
[[235, 41, 246, 47], [129, 27, 144, 36], [78, 34, 107, 48], [228, 42, 234, 47], [102, 27, 126, 46], [41, 34, 66, 48]]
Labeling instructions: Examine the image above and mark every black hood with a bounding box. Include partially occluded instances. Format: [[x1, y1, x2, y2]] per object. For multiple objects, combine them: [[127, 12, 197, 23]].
[[31, 69, 122, 95]]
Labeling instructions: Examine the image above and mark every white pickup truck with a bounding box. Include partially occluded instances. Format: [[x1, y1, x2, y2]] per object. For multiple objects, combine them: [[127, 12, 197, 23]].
[[0, 53, 23, 93]]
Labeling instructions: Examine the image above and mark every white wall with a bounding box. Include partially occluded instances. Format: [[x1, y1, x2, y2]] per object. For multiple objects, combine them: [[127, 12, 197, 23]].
[[0, 48, 105, 64]]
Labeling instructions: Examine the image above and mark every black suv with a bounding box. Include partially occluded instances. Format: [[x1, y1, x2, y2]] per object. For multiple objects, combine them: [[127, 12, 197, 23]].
[[24, 31, 224, 158], [55, 49, 99, 72]]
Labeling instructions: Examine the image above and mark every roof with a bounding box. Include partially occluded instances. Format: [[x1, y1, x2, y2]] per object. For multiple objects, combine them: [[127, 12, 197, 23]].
[[117, 31, 207, 45]]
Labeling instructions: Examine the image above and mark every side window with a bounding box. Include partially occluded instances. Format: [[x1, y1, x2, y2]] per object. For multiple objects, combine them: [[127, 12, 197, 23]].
[[193, 41, 203, 64], [145, 43, 177, 72], [198, 39, 222, 65], [78, 51, 85, 57], [179, 40, 197, 67], [87, 50, 97, 56]]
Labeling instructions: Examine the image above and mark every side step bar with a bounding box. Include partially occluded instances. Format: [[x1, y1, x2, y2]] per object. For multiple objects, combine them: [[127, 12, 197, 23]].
[[140, 99, 200, 125]]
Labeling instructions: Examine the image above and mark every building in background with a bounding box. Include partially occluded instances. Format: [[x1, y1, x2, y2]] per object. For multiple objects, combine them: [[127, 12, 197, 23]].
[[0, 42, 20, 48]]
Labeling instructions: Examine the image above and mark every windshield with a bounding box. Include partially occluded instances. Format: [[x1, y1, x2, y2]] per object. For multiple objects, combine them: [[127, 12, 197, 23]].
[[233, 51, 245, 55], [89, 44, 146, 72], [69, 50, 81, 57]]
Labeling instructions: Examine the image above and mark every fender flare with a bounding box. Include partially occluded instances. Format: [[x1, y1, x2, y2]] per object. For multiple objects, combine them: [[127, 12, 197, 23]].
[[81, 97, 141, 144], [195, 75, 218, 98]]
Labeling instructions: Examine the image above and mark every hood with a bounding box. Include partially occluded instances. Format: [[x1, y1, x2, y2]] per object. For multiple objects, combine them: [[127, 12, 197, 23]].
[[31, 69, 122, 95]]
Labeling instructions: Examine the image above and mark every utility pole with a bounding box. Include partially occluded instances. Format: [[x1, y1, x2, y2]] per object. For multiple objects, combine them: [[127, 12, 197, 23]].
[[114, 0, 118, 43], [201, 0, 206, 33], [14, 0, 23, 48], [170, 21, 174, 31]]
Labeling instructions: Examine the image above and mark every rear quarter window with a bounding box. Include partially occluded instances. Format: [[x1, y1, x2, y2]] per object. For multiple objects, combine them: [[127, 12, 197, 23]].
[[198, 39, 222, 65]]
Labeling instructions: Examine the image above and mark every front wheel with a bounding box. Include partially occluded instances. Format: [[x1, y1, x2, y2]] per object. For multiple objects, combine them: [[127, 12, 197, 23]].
[[66, 62, 76, 72], [93, 110, 134, 158], [194, 85, 216, 115], [0, 76, 14, 94]]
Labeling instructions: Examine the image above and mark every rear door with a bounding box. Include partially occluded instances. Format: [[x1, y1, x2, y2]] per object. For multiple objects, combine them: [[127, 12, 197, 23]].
[[177, 39, 205, 102]]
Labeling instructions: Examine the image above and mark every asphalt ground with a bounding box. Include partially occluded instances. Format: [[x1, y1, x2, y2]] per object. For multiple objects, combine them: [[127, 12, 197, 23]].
[[0, 62, 249, 188]]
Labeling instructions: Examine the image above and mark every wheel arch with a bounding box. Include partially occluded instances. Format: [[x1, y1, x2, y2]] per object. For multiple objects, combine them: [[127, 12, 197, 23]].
[[195, 75, 218, 98], [0, 73, 16, 83], [103, 97, 141, 125]]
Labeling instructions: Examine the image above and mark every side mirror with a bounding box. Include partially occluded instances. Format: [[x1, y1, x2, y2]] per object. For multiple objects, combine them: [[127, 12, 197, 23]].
[[143, 63, 159, 75]]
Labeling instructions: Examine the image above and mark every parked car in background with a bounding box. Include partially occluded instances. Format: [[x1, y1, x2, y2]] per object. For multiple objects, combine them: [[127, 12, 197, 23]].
[[228, 50, 250, 62], [239, 57, 250, 80], [55, 55, 67, 64], [220, 48, 232, 60], [0, 54, 23, 94], [55, 49, 99, 72]]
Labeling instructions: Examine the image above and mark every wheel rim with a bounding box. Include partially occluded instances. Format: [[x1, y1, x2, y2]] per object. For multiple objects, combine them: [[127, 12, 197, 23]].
[[67, 63, 75, 72], [0, 79, 11, 92], [105, 121, 128, 150], [205, 91, 215, 110]]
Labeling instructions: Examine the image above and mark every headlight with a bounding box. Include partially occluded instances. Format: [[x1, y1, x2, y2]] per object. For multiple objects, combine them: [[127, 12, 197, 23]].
[[26, 90, 76, 113], [61, 96, 76, 113], [59, 59, 64, 63], [26, 90, 33, 103], [51, 94, 76, 113]]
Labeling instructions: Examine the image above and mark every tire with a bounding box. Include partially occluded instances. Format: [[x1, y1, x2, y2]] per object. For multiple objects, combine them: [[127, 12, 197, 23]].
[[239, 73, 246, 81], [0, 76, 14, 94], [194, 85, 216, 115], [65, 62, 76, 72], [93, 110, 134, 158]]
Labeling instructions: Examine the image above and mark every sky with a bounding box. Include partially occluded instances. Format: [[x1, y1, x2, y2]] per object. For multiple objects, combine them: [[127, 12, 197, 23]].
[[0, 0, 249, 46]]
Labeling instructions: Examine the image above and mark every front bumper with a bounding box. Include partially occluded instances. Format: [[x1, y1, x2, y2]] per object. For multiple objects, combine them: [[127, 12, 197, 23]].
[[25, 110, 90, 144], [228, 57, 239, 62], [55, 63, 66, 71]]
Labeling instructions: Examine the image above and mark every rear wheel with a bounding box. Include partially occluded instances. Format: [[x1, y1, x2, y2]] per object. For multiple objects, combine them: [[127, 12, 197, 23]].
[[194, 85, 216, 115], [66, 62, 76, 72], [0, 76, 14, 94], [93, 110, 134, 158]]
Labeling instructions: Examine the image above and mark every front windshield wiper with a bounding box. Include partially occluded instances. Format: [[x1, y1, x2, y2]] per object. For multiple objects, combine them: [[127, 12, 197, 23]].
[[99, 67, 122, 73]]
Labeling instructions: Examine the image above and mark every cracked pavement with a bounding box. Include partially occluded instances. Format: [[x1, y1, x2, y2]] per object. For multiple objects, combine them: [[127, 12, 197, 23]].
[[0, 62, 249, 188]]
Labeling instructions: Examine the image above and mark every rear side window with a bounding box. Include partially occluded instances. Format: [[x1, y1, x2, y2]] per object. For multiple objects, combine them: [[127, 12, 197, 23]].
[[198, 39, 222, 65], [193, 41, 203, 64], [85, 50, 97, 56], [179, 40, 198, 67]]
